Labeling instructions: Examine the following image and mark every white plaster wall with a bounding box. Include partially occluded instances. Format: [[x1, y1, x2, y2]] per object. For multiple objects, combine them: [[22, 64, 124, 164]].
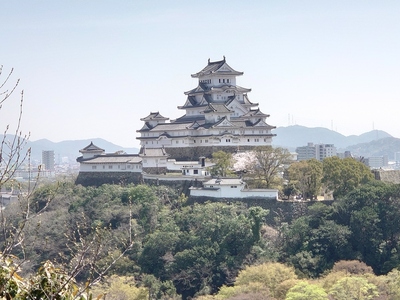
[[80, 163, 142, 173], [190, 188, 221, 197], [141, 157, 167, 168], [241, 189, 278, 199]]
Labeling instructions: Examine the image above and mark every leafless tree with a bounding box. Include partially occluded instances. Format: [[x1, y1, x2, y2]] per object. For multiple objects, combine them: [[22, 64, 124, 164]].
[[0, 66, 133, 299]]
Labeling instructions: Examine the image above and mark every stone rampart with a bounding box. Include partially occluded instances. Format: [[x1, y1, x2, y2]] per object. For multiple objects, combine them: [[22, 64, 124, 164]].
[[373, 169, 400, 184], [75, 172, 142, 187], [162, 145, 257, 160]]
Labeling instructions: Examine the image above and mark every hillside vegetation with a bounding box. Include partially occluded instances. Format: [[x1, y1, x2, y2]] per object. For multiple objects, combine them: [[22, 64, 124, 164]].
[[2, 173, 400, 299]]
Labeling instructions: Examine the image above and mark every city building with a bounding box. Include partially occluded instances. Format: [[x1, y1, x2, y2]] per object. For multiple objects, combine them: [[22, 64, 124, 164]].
[[296, 143, 337, 161], [42, 150, 55, 171], [365, 156, 389, 169], [296, 143, 316, 161], [137, 57, 276, 159]]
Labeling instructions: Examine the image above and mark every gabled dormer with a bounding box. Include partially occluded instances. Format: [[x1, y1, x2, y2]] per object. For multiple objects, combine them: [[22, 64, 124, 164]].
[[202, 103, 232, 123], [213, 117, 235, 128], [79, 142, 105, 160], [140, 112, 169, 127], [191, 57, 243, 78]]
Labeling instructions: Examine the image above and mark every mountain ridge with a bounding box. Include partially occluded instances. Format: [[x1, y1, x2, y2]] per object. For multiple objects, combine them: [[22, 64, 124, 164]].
[[2, 125, 398, 163], [272, 125, 398, 160]]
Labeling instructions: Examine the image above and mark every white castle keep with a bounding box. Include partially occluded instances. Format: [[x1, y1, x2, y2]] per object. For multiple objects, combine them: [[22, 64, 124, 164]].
[[137, 57, 275, 155]]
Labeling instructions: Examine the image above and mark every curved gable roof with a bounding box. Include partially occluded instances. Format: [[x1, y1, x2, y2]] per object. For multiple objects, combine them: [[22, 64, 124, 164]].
[[191, 57, 243, 78], [80, 142, 104, 153]]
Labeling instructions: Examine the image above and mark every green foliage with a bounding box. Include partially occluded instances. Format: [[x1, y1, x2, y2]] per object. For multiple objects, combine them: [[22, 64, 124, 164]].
[[210, 151, 234, 177], [288, 159, 323, 200], [285, 281, 328, 300], [217, 282, 272, 299], [6, 173, 400, 300], [333, 182, 400, 274], [0, 256, 90, 299], [382, 269, 400, 299], [233, 262, 298, 298], [280, 203, 351, 278], [322, 156, 374, 199], [328, 276, 379, 300], [92, 275, 148, 300]]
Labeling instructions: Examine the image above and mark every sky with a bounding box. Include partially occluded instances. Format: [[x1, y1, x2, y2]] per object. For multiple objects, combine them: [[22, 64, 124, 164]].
[[1, 1, 400, 148]]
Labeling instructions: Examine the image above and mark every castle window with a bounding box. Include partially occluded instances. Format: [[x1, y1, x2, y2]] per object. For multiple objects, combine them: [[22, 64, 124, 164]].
[[92, 166, 97, 170], [103, 165, 105, 169], [226, 139, 231, 142], [231, 186, 237, 188], [176, 140, 179, 144], [194, 170, 198, 174], [109, 165, 113, 169], [247, 139, 250, 142], [223, 79, 225, 83], [205, 140, 208, 143], [219, 79, 221, 83]]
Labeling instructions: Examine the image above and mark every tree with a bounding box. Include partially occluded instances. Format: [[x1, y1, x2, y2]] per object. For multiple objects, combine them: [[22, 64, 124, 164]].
[[210, 151, 234, 177], [243, 146, 292, 188], [331, 260, 373, 275], [285, 281, 328, 300], [0, 67, 134, 297], [322, 156, 374, 199], [328, 276, 379, 300], [288, 159, 323, 200], [332, 182, 400, 274], [233, 262, 298, 298], [0, 66, 30, 188], [91, 275, 148, 300]]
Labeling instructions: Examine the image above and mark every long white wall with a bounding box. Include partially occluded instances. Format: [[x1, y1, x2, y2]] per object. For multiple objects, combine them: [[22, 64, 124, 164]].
[[80, 163, 142, 173], [190, 186, 278, 199]]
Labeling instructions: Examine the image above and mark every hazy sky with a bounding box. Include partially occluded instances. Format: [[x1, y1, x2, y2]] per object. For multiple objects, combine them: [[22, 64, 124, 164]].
[[2, 1, 399, 148]]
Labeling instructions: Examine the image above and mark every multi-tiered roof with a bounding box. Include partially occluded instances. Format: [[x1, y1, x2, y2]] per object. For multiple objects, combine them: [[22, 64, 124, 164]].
[[137, 57, 275, 151]]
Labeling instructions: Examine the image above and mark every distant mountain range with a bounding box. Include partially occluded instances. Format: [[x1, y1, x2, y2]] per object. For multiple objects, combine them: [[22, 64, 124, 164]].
[[2, 126, 399, 163], [0, 136, 139, 164], [272, 125, 400, 160], [28, 138, 139, 163]]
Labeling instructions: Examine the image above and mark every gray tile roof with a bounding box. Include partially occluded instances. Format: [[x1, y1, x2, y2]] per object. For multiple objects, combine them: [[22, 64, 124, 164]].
[[140, 147, 169, 157], [141, 112, 169, 121], [80, 155, 141, 164], [204, 178, 244, 185], [80, 142, 105, 152], [242, 108, 269, 118], [149, 122, 192, 131], [203, 103, 232, 114], [191, 57, 243, 78]]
